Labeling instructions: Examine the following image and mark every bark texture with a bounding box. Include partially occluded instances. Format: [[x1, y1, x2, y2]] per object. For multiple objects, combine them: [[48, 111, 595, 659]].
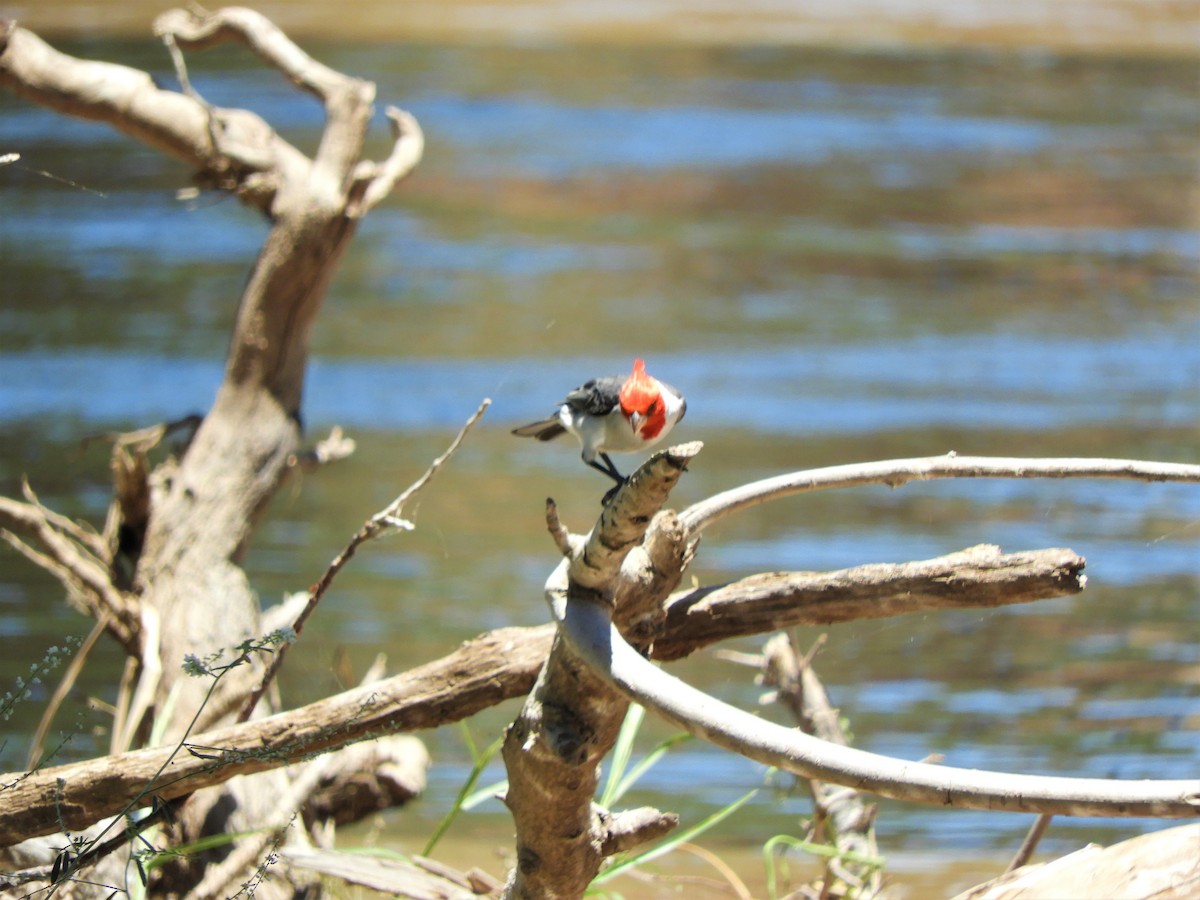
[[501, 444, 699, 898]]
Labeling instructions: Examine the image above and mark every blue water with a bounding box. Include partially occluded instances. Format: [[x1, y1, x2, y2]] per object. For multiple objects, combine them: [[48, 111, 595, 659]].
[[1, 39, 1197, 862]]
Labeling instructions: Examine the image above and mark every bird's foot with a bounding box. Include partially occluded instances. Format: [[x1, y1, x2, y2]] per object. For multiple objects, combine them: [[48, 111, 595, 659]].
[[601, 478, 629, 506]]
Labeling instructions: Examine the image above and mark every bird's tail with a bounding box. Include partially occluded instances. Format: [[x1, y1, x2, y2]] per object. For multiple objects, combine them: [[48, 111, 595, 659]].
[[511, 417, 567, 441]]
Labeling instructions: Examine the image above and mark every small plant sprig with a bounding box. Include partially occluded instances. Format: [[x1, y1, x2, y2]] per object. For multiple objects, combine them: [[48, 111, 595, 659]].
[[181, 630, 295, 682], [39, 630, 293, 894], [1, 638, 81, 725]]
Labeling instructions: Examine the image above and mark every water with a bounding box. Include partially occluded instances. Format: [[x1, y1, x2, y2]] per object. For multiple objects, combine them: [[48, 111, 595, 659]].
[[1, 33, 1198, 871]]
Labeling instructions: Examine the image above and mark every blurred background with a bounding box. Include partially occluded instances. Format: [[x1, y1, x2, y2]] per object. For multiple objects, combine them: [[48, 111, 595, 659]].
[[2, 1, 1198, 894]]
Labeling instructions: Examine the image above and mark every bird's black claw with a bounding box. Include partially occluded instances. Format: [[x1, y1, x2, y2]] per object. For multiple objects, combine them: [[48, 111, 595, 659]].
[[600, 478, 629, 506]]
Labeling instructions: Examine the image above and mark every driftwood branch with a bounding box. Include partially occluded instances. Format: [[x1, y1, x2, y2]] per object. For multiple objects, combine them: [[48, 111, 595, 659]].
[[0, 16, 300, 211], [0, 627, 548, 848], [653, 544, 1085, 660], [952, 823, 1200, 900], [348, 106, 426, 216], [0, 533, 1083, 851], [0, 492, 140, 655], [0, 521, 1091, 852], [500, 443, 700, 898], [681, 454, 1200, 535], [761, 634, 885, 898], [281, 846, 500, 899], [558, 597, 1200, 818]]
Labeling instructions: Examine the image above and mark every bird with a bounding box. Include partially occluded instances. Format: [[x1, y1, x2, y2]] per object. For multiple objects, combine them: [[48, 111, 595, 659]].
[[512, 359, 687, 490]]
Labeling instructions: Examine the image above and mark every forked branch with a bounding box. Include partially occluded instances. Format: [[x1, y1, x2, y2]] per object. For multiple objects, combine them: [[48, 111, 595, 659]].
[[556, 454, 1200, 820]]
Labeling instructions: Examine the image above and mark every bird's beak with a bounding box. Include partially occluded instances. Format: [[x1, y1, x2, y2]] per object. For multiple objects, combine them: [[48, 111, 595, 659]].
[[629, 411, 643, 434]]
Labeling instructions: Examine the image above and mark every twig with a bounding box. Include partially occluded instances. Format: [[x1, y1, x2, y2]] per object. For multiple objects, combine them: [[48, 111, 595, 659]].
[[27, 615, 108, 769], [0, 494, 140, 654], [160, 32, 200, 102], [237, 399, 490, 722], [544, 498, 575, 557], [1006, 813, 1053, 872], [113, 605, 163, 753], [680, 454, 1200, 535]]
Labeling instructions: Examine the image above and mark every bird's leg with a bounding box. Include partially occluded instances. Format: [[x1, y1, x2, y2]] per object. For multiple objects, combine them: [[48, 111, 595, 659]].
[[588, 453, 626, 485], [588, 454, 628, 506]]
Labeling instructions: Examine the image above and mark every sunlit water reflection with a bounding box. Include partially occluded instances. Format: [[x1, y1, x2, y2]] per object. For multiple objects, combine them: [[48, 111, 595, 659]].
[[1, 38, 1197, 865]]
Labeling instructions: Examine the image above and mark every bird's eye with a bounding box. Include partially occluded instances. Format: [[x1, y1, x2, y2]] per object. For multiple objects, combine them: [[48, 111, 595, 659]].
[[647, 399, 659, 414]]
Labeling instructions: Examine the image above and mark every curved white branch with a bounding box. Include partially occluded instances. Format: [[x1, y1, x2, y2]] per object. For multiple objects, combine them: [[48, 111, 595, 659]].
[[552, 582, 1200, 819], [680, 454, 1200, 535]]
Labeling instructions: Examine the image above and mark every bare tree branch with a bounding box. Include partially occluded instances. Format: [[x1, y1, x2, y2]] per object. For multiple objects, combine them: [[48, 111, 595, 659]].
[[349, 106, 426, 216], [0, 529, 1087, 852], [0, 494, 140, 654], [154, 5, 377, 192], [681, 454, 1200, 535], [0, 626, 549, 848], [761, 634, 885, 898], [557, 596, 1200, 818], [281, 846, 495, 899], [653, 544, 1085, 660], [953, 823, 1200, 899], [0, 17, 303, 211], [0, 521, 1096, 851]]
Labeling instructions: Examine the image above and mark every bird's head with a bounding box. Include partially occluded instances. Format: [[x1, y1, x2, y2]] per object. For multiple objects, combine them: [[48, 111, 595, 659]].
[[619, 359, 667, 439]]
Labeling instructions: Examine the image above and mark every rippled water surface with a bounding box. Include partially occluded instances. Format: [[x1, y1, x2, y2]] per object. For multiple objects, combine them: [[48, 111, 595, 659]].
[[1, 32, 1198, 876]]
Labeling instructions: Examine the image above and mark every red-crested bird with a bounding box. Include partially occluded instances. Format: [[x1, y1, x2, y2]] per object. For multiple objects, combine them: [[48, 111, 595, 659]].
[[512, 359, 687, 488]]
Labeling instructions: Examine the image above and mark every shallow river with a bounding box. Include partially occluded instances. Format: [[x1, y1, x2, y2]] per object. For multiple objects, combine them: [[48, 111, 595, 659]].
[[1, 13, 1198, 892]]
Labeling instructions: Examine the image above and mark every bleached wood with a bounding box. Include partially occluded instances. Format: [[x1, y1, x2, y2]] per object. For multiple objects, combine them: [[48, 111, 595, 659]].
[[681, 454, 1200, 535], [558, 596, 1200, 818]]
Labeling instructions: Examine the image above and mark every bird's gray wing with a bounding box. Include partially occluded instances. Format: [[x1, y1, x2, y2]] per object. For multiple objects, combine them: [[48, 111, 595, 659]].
[[564, 375, 622, 417]]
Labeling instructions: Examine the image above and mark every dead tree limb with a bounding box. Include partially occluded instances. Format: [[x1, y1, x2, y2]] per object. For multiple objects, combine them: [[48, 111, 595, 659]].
[[500, 443, 701, 899], [681, 454, 1200, 535], [546, 456, 1200, 823], [654, 544, 1084, 660], [0, 627, 547, 849], [0, 492, 140, 655], [0, 533, 1090, 852], [558, 583, 1200, 818], [761, 634, 886, 899], [0, 537, 1086, 853], [1, 11, 424, 894]]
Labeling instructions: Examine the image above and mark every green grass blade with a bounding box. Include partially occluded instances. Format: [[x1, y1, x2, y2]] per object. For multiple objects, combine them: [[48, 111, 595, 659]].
[[599, 703, 645, 807], [422, 732, 504, 857], [462, 777, 508, 811], [763, 833, 886, 899], [609, 732, 691, 806]]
